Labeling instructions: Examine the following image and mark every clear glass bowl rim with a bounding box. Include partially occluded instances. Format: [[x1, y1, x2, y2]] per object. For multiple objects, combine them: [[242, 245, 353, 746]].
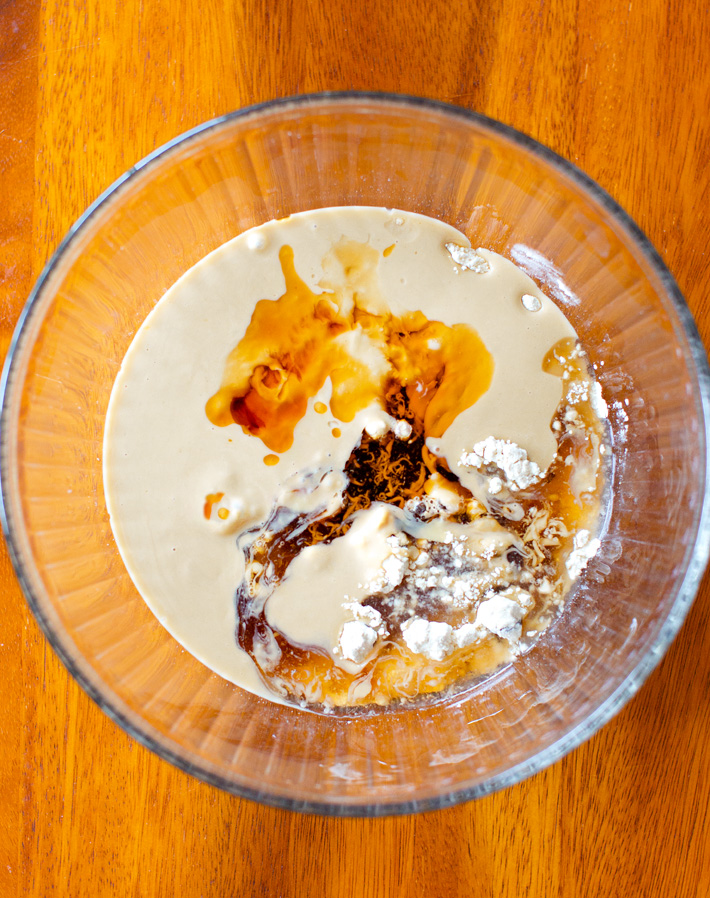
[[2, 91, 710, 816]]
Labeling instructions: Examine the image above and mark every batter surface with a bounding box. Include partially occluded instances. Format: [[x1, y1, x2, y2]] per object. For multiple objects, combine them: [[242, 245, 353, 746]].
[[103, 207, 607, 708]]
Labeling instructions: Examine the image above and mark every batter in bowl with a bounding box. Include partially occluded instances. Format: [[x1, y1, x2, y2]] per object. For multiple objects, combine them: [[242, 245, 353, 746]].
[[103, 207, 608, 709]]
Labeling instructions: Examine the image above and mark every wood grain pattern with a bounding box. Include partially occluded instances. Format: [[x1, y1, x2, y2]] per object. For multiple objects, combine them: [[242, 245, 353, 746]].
[[1, 0, 709, 894]]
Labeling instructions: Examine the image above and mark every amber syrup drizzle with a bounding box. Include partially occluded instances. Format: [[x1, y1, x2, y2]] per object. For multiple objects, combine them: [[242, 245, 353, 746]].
[[209, 239, 607, 709]]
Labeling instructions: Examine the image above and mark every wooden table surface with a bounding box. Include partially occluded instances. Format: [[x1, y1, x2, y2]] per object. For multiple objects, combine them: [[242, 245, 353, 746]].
[[1, 0, 709, 894]]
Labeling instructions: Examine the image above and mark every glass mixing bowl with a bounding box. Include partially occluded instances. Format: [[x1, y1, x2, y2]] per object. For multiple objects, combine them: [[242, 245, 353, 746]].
[[2, 93, 709, 815]]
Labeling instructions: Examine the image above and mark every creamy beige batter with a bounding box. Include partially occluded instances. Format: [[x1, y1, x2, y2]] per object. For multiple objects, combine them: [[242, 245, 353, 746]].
[[103, 207, 601, 708]]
